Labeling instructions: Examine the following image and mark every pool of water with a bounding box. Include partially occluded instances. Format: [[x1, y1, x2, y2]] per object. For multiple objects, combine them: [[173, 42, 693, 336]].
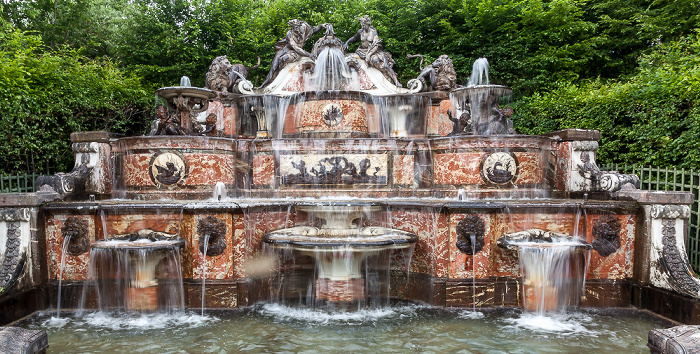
[[16, 304, 669, 353]]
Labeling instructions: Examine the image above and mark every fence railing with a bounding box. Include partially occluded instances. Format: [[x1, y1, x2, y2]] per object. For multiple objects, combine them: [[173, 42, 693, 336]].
[[3, 165, 700, 270], [0, 173, 40, 194], [601, 164, 700, 272]]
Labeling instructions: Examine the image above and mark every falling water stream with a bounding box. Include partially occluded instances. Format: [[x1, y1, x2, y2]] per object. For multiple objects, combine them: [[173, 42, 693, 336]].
[[308, 46, 357, 91], [471, 235, 477, 314], [201, 234, 210, 315], [468, 58, 489, 87], [55, 236, 71, 318]]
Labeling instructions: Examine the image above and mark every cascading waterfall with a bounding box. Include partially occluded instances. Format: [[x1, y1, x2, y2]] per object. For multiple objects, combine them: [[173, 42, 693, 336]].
[[262, 94, 292, 139], [309, 46, 358, 91], [263, 205, 418, 310], [77, 240, 185, 313], [517, 244, 589, 314]]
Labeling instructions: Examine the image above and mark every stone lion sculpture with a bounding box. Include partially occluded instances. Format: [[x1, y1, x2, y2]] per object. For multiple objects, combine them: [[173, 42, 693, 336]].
[[408, 54, 457, 91], [205, 56, 234, 95]]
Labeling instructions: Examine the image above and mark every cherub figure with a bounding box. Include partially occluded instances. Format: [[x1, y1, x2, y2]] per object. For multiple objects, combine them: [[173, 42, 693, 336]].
[[153, 105, 186, 136]]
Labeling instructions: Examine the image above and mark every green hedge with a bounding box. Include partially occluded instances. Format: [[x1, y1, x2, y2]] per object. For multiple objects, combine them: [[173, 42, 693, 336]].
[[0, 21, 151, 174], [513, 32, 700, 168]]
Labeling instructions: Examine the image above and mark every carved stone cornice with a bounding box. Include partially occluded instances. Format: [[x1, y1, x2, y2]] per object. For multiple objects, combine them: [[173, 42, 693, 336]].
[[651, 205, 690, 220], [572, 141, 599, 151], [0, 208, 30, 222], [72, 142, 100, 153]]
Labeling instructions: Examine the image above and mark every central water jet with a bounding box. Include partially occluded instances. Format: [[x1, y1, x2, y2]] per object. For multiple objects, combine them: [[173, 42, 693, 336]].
[[263, 205, 417, 306]]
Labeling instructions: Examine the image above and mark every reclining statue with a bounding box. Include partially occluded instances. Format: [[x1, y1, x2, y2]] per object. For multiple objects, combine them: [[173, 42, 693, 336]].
[[344, 15, 402, 87], [261, 19, 329, 87]]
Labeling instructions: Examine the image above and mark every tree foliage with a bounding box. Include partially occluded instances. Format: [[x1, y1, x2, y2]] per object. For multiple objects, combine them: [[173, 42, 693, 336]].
[[514, 32, 700, 167], [0, 0, 699, 173], [0, 20, 150, 173]]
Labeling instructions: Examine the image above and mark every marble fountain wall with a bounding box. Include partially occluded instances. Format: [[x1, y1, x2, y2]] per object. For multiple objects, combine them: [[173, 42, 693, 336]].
[[0, 95, 698, 323], [0, 33, 699, 325], [1, 125, 693, 318]]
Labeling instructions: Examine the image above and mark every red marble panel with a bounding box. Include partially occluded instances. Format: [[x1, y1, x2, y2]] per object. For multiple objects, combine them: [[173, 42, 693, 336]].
[[232, 214, 246, 279], [222, 105, 237, 136], [433, 153, 482, 185], [182, 153, 235, 186], [392, 155, 414, 185], [504, 212, 582, 236], [123, 154, 151, 187], [585, 214, 635, 279], [124, 153, 235, 187], [294, 100, 369, 134], [316, 278, 364, 302], [426, 100, 453, 137], [388, 209, 449, 278], [490, 245, 520, 278], [513, 152, 544, 184], [126, 287, 158, 311], [182, 213, 234, 280], [243, 210, 298, 277], [253, 155, 275, 186], [101, 213, 181, 238], [46, 214, 95, 281], [449, 214, 494, 279]]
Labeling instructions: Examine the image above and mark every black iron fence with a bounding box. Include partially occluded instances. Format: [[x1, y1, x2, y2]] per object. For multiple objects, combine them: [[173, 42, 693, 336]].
[[601, 164, 700, 272], [0, 173, 40, 193]]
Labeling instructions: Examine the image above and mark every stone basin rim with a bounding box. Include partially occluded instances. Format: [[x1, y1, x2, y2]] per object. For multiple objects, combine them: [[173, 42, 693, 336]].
[[263, 238, 418, 249], [91, 239, 186, 251], [451, 84, 513, 93], [155, 86, 217, 100]]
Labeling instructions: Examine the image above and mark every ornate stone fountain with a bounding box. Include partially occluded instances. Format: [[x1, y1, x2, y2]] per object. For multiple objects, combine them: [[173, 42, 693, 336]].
[[0, 17, 698, 334], [88, 230, 185, 311], [263, 204, 417, 303]]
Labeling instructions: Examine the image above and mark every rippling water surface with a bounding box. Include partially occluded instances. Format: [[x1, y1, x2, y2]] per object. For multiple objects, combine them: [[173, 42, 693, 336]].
[[17, 304, 669, 353]]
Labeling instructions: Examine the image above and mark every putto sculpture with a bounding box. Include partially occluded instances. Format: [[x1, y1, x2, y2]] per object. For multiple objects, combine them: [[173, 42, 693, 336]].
[[153, 105, 186, 136]]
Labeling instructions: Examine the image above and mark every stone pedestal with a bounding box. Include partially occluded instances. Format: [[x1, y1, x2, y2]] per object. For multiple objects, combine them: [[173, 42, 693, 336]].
[[316, 278, 365, 302], [0, 327, 48, 354], [126, 286, 158, 311], [649, 325, 700, 353]]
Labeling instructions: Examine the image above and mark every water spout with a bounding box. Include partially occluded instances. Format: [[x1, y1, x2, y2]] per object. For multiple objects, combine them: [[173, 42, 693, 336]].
[[201, 234, 210, 315], [309, 47, 357, 91], [498, 229, 591, 314], [180, 76, 191, 87], [213, 182, 227, 201], [467, 58, 489, 87]]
